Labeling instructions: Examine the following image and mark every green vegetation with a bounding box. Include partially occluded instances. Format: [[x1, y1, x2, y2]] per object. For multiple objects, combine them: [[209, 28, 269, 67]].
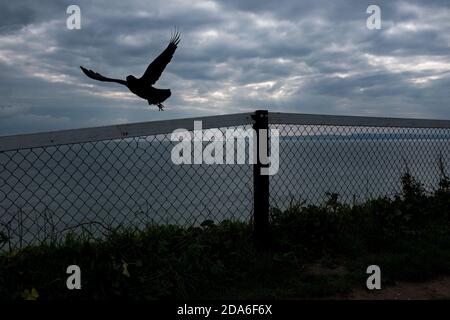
[[0, 170, 449, 300]]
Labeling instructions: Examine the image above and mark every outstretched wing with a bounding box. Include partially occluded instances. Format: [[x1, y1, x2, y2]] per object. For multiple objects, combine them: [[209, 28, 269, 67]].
[[140, 30, 180, 85], [80, 66, 127, 86]]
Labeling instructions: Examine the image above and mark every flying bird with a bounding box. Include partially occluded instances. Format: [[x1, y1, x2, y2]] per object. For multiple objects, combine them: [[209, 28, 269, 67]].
[[80, 31, 180, 111]]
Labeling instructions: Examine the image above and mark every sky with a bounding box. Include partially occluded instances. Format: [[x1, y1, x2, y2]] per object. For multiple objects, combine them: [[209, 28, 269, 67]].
[[0, 0, 449, 136]]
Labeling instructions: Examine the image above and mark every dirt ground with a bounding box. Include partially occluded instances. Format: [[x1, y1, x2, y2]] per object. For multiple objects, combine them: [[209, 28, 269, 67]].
[[305, 262, 450, 300], [344, 277, 450, 300]]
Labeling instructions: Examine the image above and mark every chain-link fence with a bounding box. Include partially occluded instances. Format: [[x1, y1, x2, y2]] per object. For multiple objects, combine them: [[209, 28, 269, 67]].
[[1, 111, 450, 250], [269, 122, 450, 209], [0, 114, 255, 249]]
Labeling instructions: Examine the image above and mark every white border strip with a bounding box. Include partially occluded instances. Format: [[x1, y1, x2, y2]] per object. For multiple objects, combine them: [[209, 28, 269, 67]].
[[0, 112, 254, 152]]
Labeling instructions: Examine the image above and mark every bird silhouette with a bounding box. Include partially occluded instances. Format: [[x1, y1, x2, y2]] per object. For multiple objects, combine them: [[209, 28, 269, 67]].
[[80, 31, 180, 111]]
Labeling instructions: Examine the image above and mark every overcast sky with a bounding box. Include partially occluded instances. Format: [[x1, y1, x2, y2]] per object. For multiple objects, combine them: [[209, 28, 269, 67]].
[[0, 0, 449, 135]]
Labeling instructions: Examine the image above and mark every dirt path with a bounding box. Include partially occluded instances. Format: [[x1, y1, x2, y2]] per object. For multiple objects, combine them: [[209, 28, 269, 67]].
[[305, 262, 450, 300], [343, 277, 450, 300]]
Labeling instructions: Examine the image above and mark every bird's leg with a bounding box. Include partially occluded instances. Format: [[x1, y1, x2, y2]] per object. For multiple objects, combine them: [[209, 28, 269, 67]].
[[157, 103, 165, 111]]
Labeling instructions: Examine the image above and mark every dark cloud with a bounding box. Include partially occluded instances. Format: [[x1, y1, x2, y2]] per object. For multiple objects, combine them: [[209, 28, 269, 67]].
[[0, 0, 449, 135]]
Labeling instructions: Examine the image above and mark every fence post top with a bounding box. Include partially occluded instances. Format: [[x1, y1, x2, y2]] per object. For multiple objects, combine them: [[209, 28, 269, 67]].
[[252, 110, 268, 121]]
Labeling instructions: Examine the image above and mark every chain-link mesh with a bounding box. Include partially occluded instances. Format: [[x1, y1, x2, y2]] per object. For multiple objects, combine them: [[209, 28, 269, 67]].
[[269, 123, 450, 210], [0, 125, 254, 249], [1, 113, 450, 250]]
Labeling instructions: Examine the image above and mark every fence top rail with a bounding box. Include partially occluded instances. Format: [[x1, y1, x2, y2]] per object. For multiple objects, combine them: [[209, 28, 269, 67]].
[[0, 112, 254, 152], [1, 110, 449, 152], [269, 112, 450, 129]]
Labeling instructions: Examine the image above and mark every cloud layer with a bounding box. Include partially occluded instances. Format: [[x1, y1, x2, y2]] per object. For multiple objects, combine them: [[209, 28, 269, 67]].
[[0, 0, 449, 135]]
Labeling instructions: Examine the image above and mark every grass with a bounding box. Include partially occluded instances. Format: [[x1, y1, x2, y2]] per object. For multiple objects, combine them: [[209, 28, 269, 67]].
[[0, 171, 449, 300]]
